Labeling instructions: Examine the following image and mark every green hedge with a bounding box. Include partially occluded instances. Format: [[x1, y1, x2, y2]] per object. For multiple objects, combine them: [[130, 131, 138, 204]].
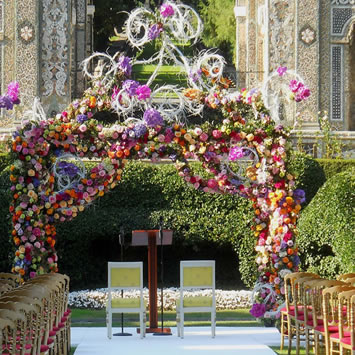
[[317, 159, 355, 180], [297, 168, 355, 278], [55, 162, 254, 289], [288, 152, 326, 205]]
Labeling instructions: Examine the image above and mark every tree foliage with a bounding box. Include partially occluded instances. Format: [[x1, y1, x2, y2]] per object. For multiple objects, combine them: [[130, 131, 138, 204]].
[[198, 0, 236, 63]]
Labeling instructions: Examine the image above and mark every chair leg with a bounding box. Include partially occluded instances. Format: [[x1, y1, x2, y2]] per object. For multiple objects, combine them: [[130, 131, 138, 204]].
[[139, 312, 143, 339], [143, 311, 146, 337], [287, 315, 293, 355], [106, 312, 112, 339], [280, 315, 285, 351], [176, 309, 180, 337], [211, 310, 216, 338], [180, 312, 184, 339]]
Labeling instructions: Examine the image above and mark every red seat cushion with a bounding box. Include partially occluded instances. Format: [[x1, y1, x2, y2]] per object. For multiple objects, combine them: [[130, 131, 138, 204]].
[[306, 318, 323, 327], [49, 330, 56, 337], [40, 344, 49, 352], [340, 337, 355, 349], [47, 338, 54, 345], [330, 331, 351, 339], [297, 313, 313, 321], [315, 325, 339, 333]]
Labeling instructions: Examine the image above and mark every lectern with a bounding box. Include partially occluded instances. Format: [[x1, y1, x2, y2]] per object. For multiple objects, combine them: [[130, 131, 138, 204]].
[[132, 229, 172, 333]]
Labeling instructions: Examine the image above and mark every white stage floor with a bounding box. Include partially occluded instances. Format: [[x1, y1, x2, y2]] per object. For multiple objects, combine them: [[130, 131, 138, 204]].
[[71, 327, 281, 355]]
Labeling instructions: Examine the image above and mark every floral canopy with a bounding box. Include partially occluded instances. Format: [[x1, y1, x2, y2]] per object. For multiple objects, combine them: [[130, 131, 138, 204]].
[[4, 2, 309, 318]]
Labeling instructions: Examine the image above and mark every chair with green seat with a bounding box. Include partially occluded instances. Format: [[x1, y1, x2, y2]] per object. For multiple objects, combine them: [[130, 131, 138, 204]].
[[176, 260, 216, 338], [106, 262, 146, 339]]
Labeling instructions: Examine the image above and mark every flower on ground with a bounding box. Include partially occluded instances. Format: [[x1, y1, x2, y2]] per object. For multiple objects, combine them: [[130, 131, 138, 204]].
[[249, 303, 266, 318]]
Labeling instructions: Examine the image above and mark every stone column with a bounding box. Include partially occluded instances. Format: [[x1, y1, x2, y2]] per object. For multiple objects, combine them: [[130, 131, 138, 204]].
[[296, 0, 320, 126]]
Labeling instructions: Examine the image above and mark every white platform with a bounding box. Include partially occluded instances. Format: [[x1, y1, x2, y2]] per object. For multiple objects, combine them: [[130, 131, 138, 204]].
[[71, 327, 281, 355]]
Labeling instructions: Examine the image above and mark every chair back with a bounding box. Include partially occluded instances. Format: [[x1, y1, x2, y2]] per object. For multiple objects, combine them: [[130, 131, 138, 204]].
[[338, 289, 355, 340], [180, 260, 215, 290], [337, 273, 355, 281], [343, 277, 355, 286], [108, 262, 143, 290]]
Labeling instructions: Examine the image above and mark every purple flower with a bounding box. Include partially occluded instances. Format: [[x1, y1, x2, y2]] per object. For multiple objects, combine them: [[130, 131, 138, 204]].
[[160, 3, 174, 17], [293, 254, 301, 266], [250, 303, 266, 318], [122, 80, 139, 96], [118, 56, 132, 77], [293, 189, 306, 204], [136, 85, 151, 100], [58, 162, 79, 178], [277, 66, 287, 76], [148, 24, 163, 41], [229, 146, 244, 161], [7, 81, 20, 103], [0, 95, 13, 110], [189, 69, 202, 83], [143, 108, 164, 127], [133, 124, 147, 138], [76, 114, 88, 124]]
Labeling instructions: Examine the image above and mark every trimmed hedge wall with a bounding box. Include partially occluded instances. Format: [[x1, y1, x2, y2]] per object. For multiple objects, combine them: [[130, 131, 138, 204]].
[[317, 159, 355, 180], [55, 162, 254, 289], [297, 168, 355, 278]]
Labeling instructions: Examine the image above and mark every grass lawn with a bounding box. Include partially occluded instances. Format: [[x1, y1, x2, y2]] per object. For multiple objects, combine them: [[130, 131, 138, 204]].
[[270, 346, 307, 355], [71, 308, 260, 327], [132, 64, 188, 87]]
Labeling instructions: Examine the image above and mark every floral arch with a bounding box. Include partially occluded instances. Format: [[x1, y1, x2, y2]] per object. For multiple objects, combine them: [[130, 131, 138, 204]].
[[4, 2, 309, 318]]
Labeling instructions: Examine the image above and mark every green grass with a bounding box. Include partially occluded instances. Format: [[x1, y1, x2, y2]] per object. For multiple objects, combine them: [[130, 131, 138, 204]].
[[131, 64, 189, 87], [270, 346, 307, 355], [71, 308, 260, 328], [70, 347, 76, 355]]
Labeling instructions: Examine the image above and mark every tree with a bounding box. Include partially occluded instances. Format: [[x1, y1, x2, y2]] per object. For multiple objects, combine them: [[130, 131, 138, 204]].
[[198, 0, 236, 64]]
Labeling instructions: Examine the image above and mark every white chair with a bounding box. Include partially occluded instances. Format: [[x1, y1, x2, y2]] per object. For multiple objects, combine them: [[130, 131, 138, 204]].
[[106, 262, 146, 339], [176, 260, 216, 338]]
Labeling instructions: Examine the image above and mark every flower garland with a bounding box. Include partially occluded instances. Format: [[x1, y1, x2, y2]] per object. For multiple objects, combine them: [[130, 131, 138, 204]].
[[7, 2, 310, 319]]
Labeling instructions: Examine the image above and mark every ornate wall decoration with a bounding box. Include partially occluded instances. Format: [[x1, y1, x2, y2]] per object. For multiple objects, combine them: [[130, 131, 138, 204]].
[[18, 21, 35, 44], [41, 0, 70, 99], [300, 25, 316, 45], [332, 7, 353, 35], [0, 1, 4, 33], [268, 0, 296, 71], [331, 45, 343, 121], [331, 0, 355, 5]]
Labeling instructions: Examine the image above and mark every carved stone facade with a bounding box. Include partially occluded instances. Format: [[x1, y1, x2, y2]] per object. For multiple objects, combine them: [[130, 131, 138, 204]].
[[0, 0, 94, 127], [235, 0, 355, 133]]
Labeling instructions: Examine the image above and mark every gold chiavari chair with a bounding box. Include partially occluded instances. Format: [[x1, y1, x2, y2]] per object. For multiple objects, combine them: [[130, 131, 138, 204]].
[[307, 279, 347, 355], [323, 285, 355, 355], [281, 272, 320, 354]]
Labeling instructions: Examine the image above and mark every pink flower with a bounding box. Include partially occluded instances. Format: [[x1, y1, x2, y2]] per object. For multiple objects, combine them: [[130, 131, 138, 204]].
[[7, 81, 20, 102], [207, 179, 218, 189], [160, 3, 174, 17], [30, 272, 37, 278], [79, 124, 87, 133], [136, 85, 151, 100], [199, 133, 209, 142], [277, 66, 287, 76], [212, 130, 222, 139], [250, 303, 266, 318], [229, 146, 244, 161]]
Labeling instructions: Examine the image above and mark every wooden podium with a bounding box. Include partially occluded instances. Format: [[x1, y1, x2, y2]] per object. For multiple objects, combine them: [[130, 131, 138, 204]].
[[132, 229, 173, 333]]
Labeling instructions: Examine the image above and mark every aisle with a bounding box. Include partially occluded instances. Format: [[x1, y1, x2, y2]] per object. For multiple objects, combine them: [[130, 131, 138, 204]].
[[71, 327, 280, 354]]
